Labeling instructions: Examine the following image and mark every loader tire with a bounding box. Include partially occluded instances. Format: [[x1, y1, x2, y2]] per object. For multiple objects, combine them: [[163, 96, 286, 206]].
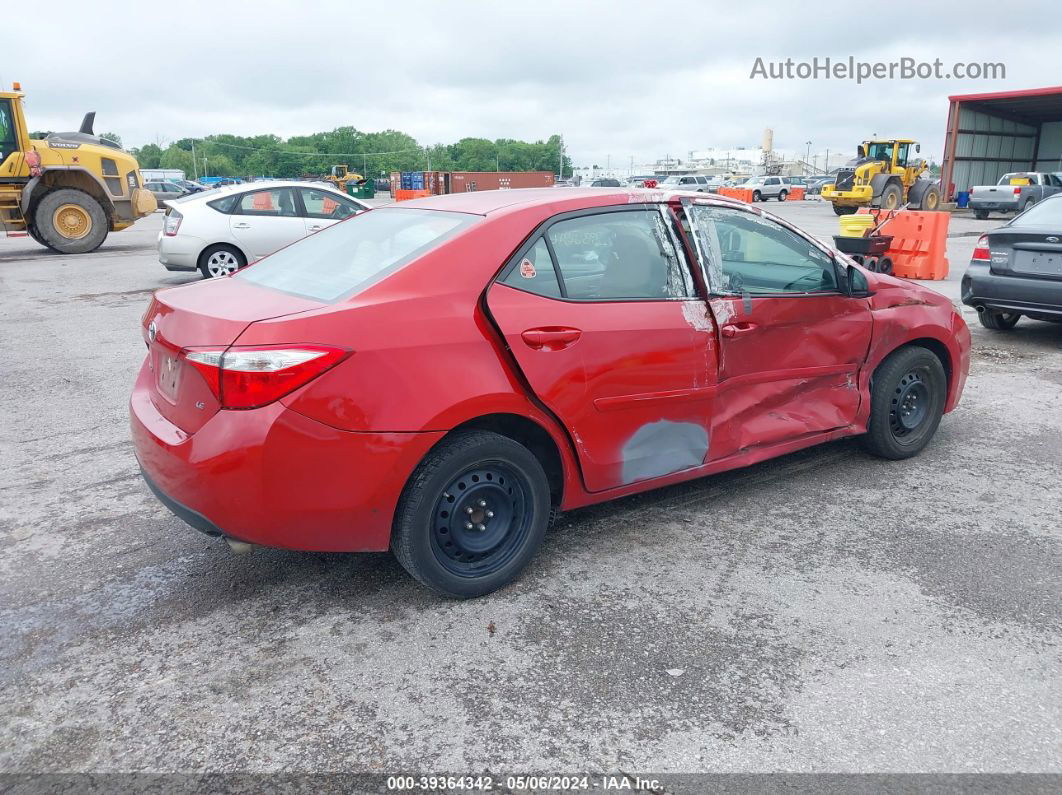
[[34, 189, 109, 254]]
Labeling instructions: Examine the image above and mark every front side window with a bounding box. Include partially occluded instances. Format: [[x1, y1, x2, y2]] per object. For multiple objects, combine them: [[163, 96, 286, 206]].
[[300, 188, 361, 220], [687, 205, 837, 295], [237, 187, 298, 217], [0, 99, 17, 163], [546, 209, 693, 300], [238, 208, 477, 302]]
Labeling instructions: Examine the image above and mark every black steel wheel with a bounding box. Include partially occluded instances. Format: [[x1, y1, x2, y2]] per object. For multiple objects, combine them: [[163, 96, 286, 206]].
[[878, 256, 894, 275], [391, 430, 551, 598], [860, 346, 947, 460]]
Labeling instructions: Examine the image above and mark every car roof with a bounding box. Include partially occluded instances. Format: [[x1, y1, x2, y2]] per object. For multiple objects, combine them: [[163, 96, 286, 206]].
[[396, 187, 746, 216]]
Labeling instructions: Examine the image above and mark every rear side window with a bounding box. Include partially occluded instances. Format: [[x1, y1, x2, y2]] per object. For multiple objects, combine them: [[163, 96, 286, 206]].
[[207, 193, 239, 214], [546, 210, 693, 300], [500, 238, 561, 297], [238, 207, 477, 302]]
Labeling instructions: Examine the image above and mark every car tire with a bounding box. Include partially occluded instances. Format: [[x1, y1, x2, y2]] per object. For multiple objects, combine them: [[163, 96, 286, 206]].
[[778, 190, 788, 202], [33, 189, 109, 254], [974, 210, 989, 220], [978, 309, 1021, 330], [752, 191, 762, 202], [878, 183, 903, 211], [833, 204, 857, 216], [198, 244, 247, 279], [859, 346, 947, 461], [919, 185, 941, 211], [391, 430, 551, 598], [878, 256, 894, 275]]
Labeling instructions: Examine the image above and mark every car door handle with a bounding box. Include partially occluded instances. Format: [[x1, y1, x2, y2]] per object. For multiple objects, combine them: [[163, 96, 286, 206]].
[[720, 322, 758, 338], [308, 224, 323, 231], [520, 327, 582, 350], [233, 222, 251, 229]]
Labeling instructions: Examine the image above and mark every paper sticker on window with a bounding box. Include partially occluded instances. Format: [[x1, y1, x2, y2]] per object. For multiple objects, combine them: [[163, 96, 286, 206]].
[[519, 258, 537, 278]]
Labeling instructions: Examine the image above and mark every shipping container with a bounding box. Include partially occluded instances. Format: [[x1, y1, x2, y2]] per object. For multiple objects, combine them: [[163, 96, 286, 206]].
[[448, 172, 555, 192], [389, 171, 555, 197]]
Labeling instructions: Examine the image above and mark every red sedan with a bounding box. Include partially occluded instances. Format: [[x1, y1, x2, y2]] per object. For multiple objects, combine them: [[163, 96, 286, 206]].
[[131, 188, 970, 597]]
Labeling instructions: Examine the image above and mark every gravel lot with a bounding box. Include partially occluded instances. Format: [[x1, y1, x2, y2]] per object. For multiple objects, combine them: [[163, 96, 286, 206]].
[[1, 196, 1060, 779]]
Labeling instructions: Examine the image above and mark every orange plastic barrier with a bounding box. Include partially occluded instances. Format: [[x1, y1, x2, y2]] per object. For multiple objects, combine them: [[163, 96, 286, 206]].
[[393, 189, 432, 202], [856, 209, 949, 280], [786, 186, 805, 201], [718, 187, 754, 203]]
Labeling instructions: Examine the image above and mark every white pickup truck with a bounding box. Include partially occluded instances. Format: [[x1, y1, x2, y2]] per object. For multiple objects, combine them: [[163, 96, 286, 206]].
[[968, 172, 1062, 219]]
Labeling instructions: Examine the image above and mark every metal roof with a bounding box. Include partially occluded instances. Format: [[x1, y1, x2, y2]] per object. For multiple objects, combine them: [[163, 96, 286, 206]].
[[948, 86, 1062, 123]]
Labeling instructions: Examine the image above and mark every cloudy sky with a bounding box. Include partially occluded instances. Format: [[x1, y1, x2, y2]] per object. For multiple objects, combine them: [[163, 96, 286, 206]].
[[5, 0, 1060, 168]]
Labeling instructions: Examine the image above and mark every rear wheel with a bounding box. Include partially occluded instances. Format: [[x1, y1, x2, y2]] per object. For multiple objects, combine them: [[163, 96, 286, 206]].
[[833, 204, 857, 216], [978, 309, 1021, 330], [34, 189, 109, 254], [878, 256, 894, 275], [391, 430, 551, 598], [974, 209, 989, 220], [919, 185, 941, 211], [778, 189, 788, 201], [198, 244, 247, 279], [859, 346, 947, 460]]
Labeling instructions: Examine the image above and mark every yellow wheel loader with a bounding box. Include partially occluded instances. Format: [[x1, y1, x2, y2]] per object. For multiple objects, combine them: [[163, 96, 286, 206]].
[[324, 164, 367, 194], [0, 82, 157, 254], [821, 138, 941, 216]]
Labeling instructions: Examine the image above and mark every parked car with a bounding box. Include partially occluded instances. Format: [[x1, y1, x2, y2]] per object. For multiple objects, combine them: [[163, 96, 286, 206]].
[[656, 174, 713, 192], [156, 181, 368, 278], [133, 188, 970, 597], [374, 177, 390, 193], [962, 193, 1062, 329], [173, 179, 209, 194], [554, 179, 575, 187], [806, 176, 833, 196], [145, 180, 191, 204], [589, 178, 623, 187], [742, 175, 791, 201], [968, 172, 1062, 220]]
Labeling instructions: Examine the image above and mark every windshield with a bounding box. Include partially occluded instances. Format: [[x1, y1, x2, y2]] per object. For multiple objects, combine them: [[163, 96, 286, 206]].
[[864, 142, 894, 161], [237, 207, 478, 302], [1010, 196, 1062, 227]]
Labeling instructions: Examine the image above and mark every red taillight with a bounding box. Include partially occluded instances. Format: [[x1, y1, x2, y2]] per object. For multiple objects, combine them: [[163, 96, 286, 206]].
[[972, 235, 991, 262], [183, 344, 351, 410], [1013, 187, 1022, 196]]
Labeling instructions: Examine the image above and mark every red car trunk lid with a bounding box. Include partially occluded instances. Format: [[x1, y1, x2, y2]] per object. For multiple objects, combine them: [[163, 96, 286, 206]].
[[142, 278, 324, 433]]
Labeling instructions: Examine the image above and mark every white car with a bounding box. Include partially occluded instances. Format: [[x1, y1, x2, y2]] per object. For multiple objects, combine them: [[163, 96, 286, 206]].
[[157, 181, 369, 278]]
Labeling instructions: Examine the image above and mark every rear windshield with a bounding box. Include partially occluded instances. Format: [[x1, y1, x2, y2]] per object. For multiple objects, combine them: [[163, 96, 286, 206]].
[[1010, 196, 1062, 227], [237, 207, 478, 302]]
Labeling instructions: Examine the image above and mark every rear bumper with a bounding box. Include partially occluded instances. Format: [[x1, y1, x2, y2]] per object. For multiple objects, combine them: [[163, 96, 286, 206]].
[[968, 199, 1019, 212], [961, 262, 1062, 317], [157, 232, 200, 271], [130, 361, 445, 551]]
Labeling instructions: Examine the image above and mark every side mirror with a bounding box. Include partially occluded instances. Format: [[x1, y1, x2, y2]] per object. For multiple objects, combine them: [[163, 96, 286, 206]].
[[857, 145, 866, 158], [915, 144, 921, 153], [847, 263, 871, 296]]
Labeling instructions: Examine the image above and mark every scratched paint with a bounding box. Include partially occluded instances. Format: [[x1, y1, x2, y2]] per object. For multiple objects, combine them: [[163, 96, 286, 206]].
[[621, 420, 710, 485], [681, 301, 714, 332]]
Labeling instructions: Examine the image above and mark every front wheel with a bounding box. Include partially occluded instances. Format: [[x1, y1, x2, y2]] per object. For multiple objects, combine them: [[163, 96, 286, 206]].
[[391, 430, 551, 598], [752, 190, 762, 202], [859, 346, 947, 460], [34, 189, 109, 254], [978, 309, 1021, 330]]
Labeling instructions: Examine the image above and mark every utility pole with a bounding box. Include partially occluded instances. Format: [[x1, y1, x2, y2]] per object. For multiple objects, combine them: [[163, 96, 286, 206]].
[[191, 139, 198, 180], [805, 141, 812, 174], [824, 148, 830, 174], [557, 137, 563, 179]]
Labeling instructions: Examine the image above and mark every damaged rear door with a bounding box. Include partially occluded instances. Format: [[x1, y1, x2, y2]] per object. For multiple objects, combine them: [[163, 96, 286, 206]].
[[486, 206, 718, 492], [683, 202, 872, 460]]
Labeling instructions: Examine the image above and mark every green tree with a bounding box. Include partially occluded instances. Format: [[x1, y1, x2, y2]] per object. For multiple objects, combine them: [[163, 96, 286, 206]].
[[131, 143, 163, 169]]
